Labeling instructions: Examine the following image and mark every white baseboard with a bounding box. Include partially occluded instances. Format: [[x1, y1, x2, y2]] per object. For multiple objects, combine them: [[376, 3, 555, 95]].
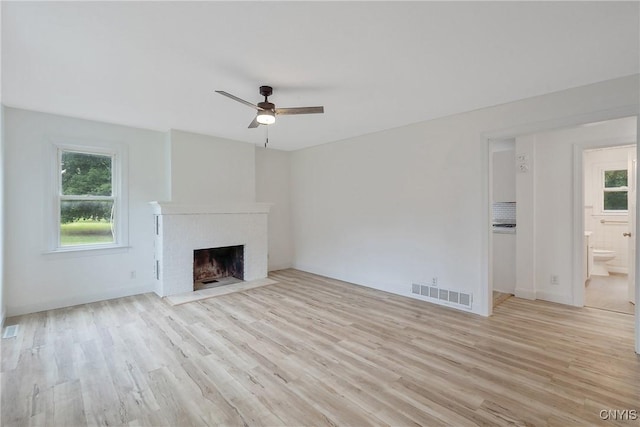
[[514, 288, 572, 305], [493, 287, 515, 295], [291, 263, 338, 281], [514, 288, 536, 300], [535, 290, 573, 305], [6, 283, 155, 317], [293, 264, 485, 316], [268, 262, 293, 272]]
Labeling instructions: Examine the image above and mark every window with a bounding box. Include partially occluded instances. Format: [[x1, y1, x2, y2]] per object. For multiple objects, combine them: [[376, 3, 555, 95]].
[[52, 144, 126, 251], [603, 169, 628, 212]]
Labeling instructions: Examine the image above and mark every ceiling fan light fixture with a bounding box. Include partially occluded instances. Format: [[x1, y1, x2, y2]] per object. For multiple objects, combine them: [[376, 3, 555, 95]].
[[216, 86, 323, 130], [256, 110, 275, 125]]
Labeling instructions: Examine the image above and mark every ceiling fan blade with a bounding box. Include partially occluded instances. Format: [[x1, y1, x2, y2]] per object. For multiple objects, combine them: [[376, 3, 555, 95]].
[[215, 90, 264, 111], [275, 106, 324, 116], [248, 116, 260, 128]]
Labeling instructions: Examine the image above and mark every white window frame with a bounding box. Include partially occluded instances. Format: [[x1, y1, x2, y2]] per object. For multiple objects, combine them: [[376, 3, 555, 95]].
[[599, 164, 629, 215], [48, 141, 128, 253]]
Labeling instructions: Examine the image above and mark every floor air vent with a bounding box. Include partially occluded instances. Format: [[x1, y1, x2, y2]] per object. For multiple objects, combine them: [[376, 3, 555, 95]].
[[411, 283, 472, 309]]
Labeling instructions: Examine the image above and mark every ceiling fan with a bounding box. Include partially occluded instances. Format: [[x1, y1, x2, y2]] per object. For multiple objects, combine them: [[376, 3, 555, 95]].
[[215, 85, 324, 128]]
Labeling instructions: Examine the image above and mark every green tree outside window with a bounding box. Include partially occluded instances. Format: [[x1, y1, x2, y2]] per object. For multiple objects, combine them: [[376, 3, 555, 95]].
[[603, 169, 628, 211], [59, 151, 115, 246]]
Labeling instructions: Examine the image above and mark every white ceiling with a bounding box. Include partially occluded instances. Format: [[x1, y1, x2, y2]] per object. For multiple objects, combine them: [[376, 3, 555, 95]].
[[2, 2, 639, 151]]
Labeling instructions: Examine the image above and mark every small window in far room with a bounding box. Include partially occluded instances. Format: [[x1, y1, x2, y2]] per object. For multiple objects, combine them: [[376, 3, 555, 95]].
[[58, 149, 117, 247], [603, 169, 628, 212]]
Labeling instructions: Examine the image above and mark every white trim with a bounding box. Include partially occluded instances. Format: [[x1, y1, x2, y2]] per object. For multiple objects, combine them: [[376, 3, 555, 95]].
[[572, 136, 636, 309], [514, 288, 536, 300], [572, 143, 585, 307], [536, 290, 573, 305], [43, 245, 131, 257], [267, 262, 294, 272], [636, 116, 640, 355], [480, 136, 491, 317], [150, 201, 272, 215]]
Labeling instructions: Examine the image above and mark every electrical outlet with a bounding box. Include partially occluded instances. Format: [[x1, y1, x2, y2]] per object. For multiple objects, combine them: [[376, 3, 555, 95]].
[[432, 277, 438, 286], [130, 270, 136, 279], [550, 275, 559, 285]]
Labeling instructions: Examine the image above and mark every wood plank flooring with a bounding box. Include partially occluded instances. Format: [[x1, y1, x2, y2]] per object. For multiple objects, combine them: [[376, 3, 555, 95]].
[[2, 269, 639, 426], [492, 291, 512, 308]]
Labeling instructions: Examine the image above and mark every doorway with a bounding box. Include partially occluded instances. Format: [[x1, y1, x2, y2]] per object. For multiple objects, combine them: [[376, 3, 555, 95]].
[[485, 111, 639, 354], [583, 144, 636, 315]]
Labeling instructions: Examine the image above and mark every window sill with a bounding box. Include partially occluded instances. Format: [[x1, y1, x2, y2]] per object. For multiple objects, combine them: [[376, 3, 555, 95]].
[[43, 244, 131, 258]]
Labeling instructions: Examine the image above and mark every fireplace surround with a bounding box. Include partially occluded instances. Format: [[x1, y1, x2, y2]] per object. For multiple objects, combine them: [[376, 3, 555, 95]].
[[150, 202, 271, 297]]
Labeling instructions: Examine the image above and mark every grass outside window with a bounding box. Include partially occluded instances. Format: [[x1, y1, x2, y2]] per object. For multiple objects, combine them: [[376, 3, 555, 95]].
[[60, 220, 114, 246]]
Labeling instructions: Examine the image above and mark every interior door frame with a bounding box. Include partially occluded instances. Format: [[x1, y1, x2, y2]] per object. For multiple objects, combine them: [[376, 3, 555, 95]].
[[572, 138, 636, 308], [482, 105, 639, 354]]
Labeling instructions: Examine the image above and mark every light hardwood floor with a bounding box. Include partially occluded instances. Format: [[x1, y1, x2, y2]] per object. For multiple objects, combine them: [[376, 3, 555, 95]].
[[492, 291, 512, 308], [2, 269, 639, 426]]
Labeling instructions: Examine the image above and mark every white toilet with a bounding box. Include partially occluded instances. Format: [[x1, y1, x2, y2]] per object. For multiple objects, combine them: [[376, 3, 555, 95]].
[[592, 249, 616, 276]]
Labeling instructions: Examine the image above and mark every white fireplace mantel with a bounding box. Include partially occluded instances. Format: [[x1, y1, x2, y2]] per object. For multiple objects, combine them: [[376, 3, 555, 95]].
[[150, 201, 272, 215], [150, 201, 271, 297]]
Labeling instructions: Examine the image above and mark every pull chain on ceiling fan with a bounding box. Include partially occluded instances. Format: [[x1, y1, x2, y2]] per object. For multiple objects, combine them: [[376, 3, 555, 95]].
[[215, 85, 324, 129]]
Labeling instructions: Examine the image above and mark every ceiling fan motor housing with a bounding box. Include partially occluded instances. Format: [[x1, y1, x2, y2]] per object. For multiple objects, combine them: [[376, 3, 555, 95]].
[[259, 86, 273, 97], [257, 101, 275, 111]]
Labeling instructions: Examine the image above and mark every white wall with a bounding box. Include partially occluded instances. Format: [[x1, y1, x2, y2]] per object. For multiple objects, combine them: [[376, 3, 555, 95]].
[[584, 144, 636, 273], [290, 75, 639, 315], [168, 129, 255, 204], [4, 108, 167, 316], [255, 147, 293, 271], [3, 113, 293, 316], [515, 135, 536, 300], [516, 116, 636, 305], [2, 76, 638, 318], [167, 130, 292, 271]]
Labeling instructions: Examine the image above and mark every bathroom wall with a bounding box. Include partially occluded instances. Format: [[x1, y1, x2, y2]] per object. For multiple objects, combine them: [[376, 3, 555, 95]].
[[584, 145, 636, 273]]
